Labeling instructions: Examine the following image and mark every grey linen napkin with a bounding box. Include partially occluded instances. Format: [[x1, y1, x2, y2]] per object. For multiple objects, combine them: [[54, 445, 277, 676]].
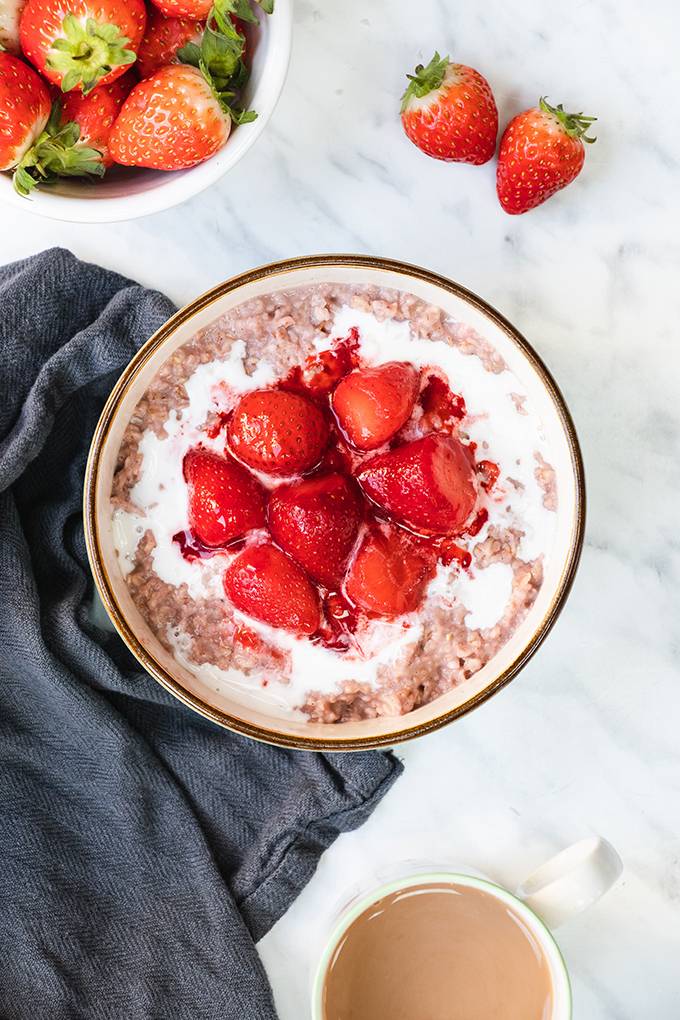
[[0, 249, 402, 1020]]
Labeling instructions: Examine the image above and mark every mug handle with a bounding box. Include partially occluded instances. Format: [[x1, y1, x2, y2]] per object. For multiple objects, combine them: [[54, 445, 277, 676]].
[[515, 836, 623, 929]]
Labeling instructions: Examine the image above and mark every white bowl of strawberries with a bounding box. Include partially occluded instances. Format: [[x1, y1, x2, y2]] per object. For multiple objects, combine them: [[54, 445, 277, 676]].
[[0, 0, 292, 222]]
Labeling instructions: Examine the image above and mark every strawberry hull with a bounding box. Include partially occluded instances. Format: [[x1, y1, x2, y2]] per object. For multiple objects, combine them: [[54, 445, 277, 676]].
[[19, 0, 147, 94]]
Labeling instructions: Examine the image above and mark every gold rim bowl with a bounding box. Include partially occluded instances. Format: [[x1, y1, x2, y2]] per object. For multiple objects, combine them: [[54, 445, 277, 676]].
[[84, 255, 585, 751]]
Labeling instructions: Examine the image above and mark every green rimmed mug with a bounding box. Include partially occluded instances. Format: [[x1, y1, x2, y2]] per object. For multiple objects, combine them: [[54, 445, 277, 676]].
[[311, 837, 622, 1020]]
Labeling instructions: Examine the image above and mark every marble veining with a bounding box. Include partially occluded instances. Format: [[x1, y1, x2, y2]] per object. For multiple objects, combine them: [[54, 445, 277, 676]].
[[2, 1, 679, 1017]]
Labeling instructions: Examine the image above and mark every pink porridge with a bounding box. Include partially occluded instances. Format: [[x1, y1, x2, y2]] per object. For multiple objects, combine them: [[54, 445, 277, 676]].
[[110, 283, 557, 723]]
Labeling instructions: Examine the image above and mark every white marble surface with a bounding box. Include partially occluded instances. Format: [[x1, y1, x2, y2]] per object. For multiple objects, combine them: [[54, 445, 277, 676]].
[[2, 0, 679, 1016]]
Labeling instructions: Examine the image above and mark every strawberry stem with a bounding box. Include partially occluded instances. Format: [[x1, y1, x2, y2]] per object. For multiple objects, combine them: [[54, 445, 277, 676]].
[[46, 15, 136, 94], [12, 101, 105, 196], [180, 6, 268, 125], [539, 97, 597, 143], [401, 51, 450, 112]]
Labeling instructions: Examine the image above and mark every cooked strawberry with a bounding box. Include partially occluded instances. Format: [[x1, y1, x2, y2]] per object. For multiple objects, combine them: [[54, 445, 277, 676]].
[[109, 64, 231, 170], [401, 51, 497, 165], [419, 373, 466, 433], [223, 543, 320, 636], [136, 8, 204, 79], [19, 0, 146, 94], [357, 434, 478, 536], [183, 448, 265, 548], [331, 361, 420, 451], [268, 473, 362, 588], [345, 526, 436, 618], [0, 0, 27, 53], [227, 389, 329, 477], [497, 98, 596, 214], [11, 70, 133, 194], [0, 52, 50, 173]]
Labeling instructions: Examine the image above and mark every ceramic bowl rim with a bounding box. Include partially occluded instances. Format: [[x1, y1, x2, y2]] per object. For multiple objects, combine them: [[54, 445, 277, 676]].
[[83, 254, 586, 751]]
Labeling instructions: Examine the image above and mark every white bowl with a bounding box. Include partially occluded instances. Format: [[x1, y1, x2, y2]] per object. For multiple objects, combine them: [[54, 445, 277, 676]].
[[84, 255, 585, 750], [0, 2, 292, 223]]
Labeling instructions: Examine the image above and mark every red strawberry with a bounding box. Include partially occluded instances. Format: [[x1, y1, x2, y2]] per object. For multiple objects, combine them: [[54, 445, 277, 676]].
[[497, 98, 597, 214], [345, 526, 436, 619], [136, 9, 204, 79], [0, 52, 50, 173], [401, 51, 498, 165], [109, 64, 231, 170], [183, 448, 265, 548], [227, 389, 329, 477], [268, 473, 362, 588], [149, 0, 271, 26], [19, 0, 146, 94], [0, 0, 27, 53], [149, 0, 211, 17], [331, 361, 420, 451], [224, 543, 320, 636], [60, 71, 134, 167], [357, 434, 478, 536], [11, 70, 134, 194]]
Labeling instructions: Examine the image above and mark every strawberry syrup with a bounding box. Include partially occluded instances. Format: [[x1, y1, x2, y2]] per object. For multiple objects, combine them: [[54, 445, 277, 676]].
[[172, 529, 246, 561], [281, 328, 361, 401], [313, 591, 362, 652]]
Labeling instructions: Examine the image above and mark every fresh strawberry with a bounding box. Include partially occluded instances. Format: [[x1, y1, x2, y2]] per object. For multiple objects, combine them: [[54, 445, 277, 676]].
[[19, 0, 146, 94], [109, 64, 232, 170], [136, 8, 204, 79], [149, 0, 211, 17], [227, 389, 329, 477], [497, 98, 597, 214], [183, 448, 265, 548], [149, 0, 272, 23], [11, 71, 133, 194], [401, 51, 498, 165], [223, 543, 320, 636], [357, 434, 478, 536], [331, 361, 420, 451], [268, 473, 362, 588], [0, 0, 27, 53], [60, 71, 133, 167], [0, 53, 50, 173], [113, 0, 271, 162], [345, 526, 436, 619]]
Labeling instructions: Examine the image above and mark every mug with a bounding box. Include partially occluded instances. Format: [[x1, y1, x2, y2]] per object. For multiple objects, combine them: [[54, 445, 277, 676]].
[[311, 836, 623, 1020]]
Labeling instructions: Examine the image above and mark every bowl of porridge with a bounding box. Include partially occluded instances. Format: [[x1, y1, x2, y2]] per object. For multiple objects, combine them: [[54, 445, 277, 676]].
[[84, 255, 584, 750]]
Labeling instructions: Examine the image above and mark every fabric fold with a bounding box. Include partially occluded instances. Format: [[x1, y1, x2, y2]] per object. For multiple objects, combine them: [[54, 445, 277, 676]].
[[0, 249, 402, 1020]]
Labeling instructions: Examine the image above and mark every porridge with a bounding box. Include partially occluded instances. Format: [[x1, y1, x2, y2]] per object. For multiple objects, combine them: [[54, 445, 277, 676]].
[[110, 284, 557, 723]]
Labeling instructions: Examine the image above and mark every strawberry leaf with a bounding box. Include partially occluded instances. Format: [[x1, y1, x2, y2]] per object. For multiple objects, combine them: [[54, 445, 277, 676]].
[[227, 105, 258, 124], [539, 97, 597, 143], [12, 100, 105, 197], [214, 0, 257, 29], [179, 0, 274, 126], [213, 0, 275, 27], [199, 22, 243, 81], [46, 14, 136, 94], [401, 51, 450, 112], [176, 41, 202, 67], [200, 59, 257, 124]]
